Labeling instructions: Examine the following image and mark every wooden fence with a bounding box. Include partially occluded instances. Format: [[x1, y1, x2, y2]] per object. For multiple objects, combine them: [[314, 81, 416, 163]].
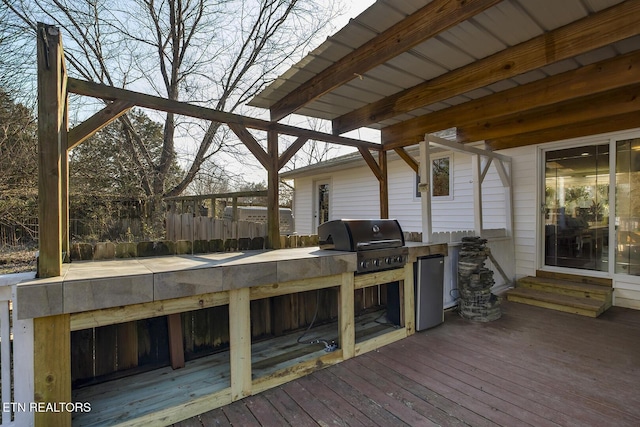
[[165, 213, 266, 242], [70, 285, 387, 388]]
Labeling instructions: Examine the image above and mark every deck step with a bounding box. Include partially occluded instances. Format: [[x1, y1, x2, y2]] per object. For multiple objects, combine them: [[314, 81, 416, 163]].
[[506, 275, 613, 318], [517, 276, 612, 301], [506, 288, 607, 317], [535, 270, 612, 287]]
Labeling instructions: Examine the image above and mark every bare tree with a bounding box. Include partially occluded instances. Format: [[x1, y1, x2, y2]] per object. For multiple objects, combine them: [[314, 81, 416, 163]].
[[2, 0, 344, 226], [283, 116, 342, 170]]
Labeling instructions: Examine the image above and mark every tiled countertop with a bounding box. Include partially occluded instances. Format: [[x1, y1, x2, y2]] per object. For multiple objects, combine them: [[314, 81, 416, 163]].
[[16, 243, 446, 319]]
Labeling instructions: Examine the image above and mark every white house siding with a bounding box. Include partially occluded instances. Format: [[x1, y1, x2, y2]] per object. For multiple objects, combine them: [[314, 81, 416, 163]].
[[332, 167, 380, 220], [497, 145, 537, 279], [290, 150, 508, 236], [481, 161, 508, 231], [387, 159, 421, 231]]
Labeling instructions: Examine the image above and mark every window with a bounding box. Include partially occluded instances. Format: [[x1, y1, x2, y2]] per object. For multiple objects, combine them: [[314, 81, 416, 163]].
[[432, 156, 450, 197], [416, 155, 452, 199]]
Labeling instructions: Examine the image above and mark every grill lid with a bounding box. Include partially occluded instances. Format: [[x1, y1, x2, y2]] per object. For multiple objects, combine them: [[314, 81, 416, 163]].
[[318, 219, 405, 251]]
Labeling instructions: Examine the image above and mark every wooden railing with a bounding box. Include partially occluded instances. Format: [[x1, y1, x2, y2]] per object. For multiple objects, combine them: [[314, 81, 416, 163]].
[[0, 273, 35, 427]]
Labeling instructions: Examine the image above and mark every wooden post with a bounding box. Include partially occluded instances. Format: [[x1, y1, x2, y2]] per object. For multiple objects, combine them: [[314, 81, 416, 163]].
[[167, 313, 185, 369], [33, 314, 71, 427], [229, 288, 251, 400], [403, 262, 415, 335], [267, 129, 280, 248], [37, 23, 64, 278], [472, 154, 483, 235], [419, 139, 433, 243], [379, 150, 389, 219], [61, 96, 69, 263], [339, 272, 355, 360]]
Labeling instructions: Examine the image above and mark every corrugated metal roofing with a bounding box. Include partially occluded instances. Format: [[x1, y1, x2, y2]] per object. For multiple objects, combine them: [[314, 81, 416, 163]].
[[249, 0, 633, 132]]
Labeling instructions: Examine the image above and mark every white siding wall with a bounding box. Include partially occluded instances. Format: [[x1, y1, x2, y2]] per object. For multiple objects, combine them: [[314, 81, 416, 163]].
[[481, 161, 508, 230], [498, 145, 537, 279], [431, 151, 474, 232], [291, 176, 315, 235], [388, 160, 421, 231], [332, 167, 380, 220], [291, 150, 508, 235]]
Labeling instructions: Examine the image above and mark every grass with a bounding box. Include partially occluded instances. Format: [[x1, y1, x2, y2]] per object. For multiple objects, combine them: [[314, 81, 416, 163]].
[[0, 244, 37, 275]]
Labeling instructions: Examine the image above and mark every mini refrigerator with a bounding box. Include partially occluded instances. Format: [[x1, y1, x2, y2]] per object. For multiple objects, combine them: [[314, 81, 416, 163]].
[[414, 255, 445, 331]]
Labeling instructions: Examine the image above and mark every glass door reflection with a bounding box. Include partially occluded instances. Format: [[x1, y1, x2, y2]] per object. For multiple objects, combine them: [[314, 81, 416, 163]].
[[545, 145, 609, 272]]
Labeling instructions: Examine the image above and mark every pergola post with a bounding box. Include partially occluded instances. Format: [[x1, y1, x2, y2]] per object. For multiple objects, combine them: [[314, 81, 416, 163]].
[[61, 96, 70, 262], [379, 150, 389, 219], [37, 23, 65, 278], [35, 24, 72, 427], [472, 154, 483, 235], [267, 129, 281, 249], [419, 140, 433, 243]]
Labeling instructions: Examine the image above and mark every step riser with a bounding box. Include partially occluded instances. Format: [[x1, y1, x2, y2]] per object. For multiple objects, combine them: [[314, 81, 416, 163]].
[[517, 281, 611, 302], [506, 295, 601, 318], [535, 270, 612, 287]]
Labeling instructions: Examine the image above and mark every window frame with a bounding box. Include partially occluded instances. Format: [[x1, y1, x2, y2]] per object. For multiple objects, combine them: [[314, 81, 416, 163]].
[[415, 153, 453, 201]]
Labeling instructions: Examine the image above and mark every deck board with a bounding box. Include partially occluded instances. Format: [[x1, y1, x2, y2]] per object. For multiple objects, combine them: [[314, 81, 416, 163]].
[[175, 301, 640, 426]]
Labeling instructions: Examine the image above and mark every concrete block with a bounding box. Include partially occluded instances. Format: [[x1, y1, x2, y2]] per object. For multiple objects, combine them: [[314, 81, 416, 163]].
[[115, 242, 137, 258], [221, 262, 276, 290], [210, 239, 224, 252], [138, 240, 176, 257], [16, 280, 64, 319], [277, 257, 322, 283], [154, 268, 224, 300], [70, 243, 93, 261], [64, 275, 154, 313], [175, 240, 192, 255], [94, 242, 116, 260], [193, 240, 210, 254]]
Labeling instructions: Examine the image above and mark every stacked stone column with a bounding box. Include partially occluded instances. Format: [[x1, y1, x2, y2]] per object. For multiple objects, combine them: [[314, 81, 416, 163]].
[[458, 236, 501, 321]]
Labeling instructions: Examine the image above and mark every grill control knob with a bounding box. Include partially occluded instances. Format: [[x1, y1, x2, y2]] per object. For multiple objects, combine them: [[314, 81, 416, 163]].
[[373, 259, 380, 267], [384, 257, 392, 264], [360, 260, 370, 269], [395, 256, 404, 263]]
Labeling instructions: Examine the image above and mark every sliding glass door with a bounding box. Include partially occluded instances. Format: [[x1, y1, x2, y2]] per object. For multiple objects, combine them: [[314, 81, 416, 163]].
[[544, 145, 609, 272], [543, 135, 640, 279], [615, 138, 640, 275]]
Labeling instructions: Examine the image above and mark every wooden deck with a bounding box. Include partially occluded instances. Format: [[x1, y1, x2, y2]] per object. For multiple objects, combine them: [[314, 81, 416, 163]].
[[173, 300, 640, 427]]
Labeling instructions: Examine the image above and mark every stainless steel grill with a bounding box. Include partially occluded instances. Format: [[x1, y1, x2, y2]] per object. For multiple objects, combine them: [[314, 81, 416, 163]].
[[318, 219, 408, 273]]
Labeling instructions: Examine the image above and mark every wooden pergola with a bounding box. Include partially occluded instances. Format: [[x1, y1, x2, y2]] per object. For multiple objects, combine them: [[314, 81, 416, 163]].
[[36, 25, 391, 280]]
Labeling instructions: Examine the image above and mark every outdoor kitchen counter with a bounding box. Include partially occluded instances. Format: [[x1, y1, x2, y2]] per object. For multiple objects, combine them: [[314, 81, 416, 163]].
[[405, 241, 448, 262], [16, 242, 446, 320], [15, 247, 361, 320]]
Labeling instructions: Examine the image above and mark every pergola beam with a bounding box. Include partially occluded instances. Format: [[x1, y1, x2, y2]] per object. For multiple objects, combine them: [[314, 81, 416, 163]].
[[358, 147, 383, 181], [382, 48, 640, 150], [456, 83, 640, 143], [487, 111, 640, 150], [394, 148, 419, 173], [67, 100, 134, 150], [270, 0, 501, 122], [67, 77, 381, 152], [227, 123, 271, 169], [278, 137, 308, 170]]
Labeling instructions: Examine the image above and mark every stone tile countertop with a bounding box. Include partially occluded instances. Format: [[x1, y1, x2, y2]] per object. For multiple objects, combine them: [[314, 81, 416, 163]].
[[15, 242, 446, 320]]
